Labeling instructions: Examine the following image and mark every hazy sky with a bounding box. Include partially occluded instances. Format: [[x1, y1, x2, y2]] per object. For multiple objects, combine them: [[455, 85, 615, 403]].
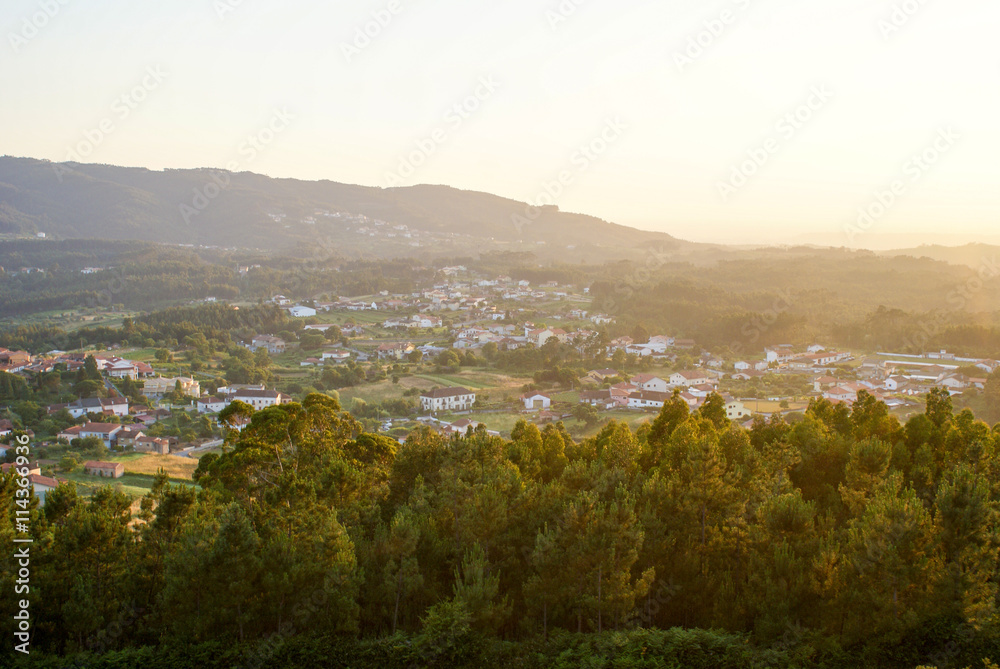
[[2, 0, 999, 247]]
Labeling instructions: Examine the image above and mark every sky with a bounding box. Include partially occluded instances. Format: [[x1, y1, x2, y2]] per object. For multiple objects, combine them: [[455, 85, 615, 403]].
[[2, 0, 999, 248]]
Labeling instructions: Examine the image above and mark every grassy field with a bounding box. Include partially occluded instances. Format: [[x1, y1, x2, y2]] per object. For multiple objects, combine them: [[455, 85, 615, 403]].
[[110, 452, 198, 479], [434, 412, 528, 435], [414, 373, 496, 390], [739, 399, 810, 413], [318, 311, 385, 325], [337, 368, 533, 407], [0, 308, 143, 332], [115, 347, 160, 361], [550, 390, 580, 403], [56, 470, 196, 499]]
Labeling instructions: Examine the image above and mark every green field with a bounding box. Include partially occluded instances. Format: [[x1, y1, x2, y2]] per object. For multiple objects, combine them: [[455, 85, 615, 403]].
[[55, 469, 197, 500], [434, 411, 527, 435], [414, 372, 497, 389], [336, 368, 533, 408]]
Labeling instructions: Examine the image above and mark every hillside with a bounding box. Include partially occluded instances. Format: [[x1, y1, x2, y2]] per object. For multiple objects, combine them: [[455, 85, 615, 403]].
[[0, 156, 708, 262]]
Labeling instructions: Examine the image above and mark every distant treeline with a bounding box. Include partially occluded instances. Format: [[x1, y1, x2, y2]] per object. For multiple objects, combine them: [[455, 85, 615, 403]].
[[0, 240, 437, 317], [6, 240, 1000, 359], [0, 304, 288, 353]]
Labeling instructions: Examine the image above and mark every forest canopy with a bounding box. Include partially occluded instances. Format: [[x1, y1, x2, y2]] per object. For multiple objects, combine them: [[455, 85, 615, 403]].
[[6, 389, 1000, 668]]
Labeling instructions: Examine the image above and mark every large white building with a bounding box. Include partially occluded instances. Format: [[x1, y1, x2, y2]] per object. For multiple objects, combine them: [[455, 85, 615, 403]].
[[245, 335, 286, 354], [229, 388, 291, 410], [63, 396, 130, 418], [631, 374, 669, 393], [420, 387, 476, 412], [669, 371, 712, 387], [143, 376, 201, 398]]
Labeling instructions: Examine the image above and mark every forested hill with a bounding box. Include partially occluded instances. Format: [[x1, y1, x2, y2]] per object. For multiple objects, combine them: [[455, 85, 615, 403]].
[[8, 391, 1000, 668], [0, 156, 701, 261]]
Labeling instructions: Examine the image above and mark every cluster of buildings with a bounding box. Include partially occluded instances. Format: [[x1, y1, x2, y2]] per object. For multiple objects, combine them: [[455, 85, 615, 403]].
[[0, 347, 31, 374], [59, 422, 172, 454], [573, 369, 748, 419], [196, 385, 292, 415], [812, 355, 996, 406]]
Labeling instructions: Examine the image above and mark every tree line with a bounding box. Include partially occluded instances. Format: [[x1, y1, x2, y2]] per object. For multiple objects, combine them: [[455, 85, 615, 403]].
[[6, 389, 1000, 667]]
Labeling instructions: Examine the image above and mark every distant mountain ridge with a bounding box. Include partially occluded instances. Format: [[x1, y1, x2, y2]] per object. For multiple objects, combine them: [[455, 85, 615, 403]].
[[0, 156, 706, 261]]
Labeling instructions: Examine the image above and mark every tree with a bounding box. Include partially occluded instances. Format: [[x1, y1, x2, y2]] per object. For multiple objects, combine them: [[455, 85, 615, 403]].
[[840, 478, 937, 642], [983, 370, 1000, 426], [72, 379, 103, 398], [300, 332, 326, 350], [933, 463, 1000, 626], [436, 350, 460, 370], [83, 355, 102, 381], [697, 393, 729, 431], [572, 402, 600, 426], [925, 387, 954, 428], [451, 543, 511, 634]]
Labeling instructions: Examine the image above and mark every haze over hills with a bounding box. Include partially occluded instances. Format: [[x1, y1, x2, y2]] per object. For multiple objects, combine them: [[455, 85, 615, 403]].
[[876, 243, 1000, 270], [0, 156, 713, 263], [3, 155, 998, 271]]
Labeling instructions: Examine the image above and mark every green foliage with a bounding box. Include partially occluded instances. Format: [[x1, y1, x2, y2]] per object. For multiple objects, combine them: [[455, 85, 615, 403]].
[[11, 389, 1000, 667]]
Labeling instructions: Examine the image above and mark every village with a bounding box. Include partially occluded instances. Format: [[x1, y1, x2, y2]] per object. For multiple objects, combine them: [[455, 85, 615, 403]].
[[2, 266, 998, 505]]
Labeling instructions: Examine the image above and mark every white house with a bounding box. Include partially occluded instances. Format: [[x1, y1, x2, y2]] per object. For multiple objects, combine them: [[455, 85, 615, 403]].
[[824, 384, 869, 403], [63, 396, 129, 418], [647, 335, 673, 351], [27, 474, 60, 505], [884, 376, 907, 391], [627, 391, 671, 409], [245, 335, 286, 354], [288, 306, 318, 318], [143, 376, 201, 398], [79, 422, 123, 448], [230, 389, 290, 410], [724, 396, 749, 420], [669, 371, 711, 387], [938, 374, 969, 390], [197, 396, 227, 413], [521, 393, 552, 410], [630, 374, 669, 393], [975, 360, 998, 374], [103, 358, 139, 379], [420, 387, 476, 412]]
